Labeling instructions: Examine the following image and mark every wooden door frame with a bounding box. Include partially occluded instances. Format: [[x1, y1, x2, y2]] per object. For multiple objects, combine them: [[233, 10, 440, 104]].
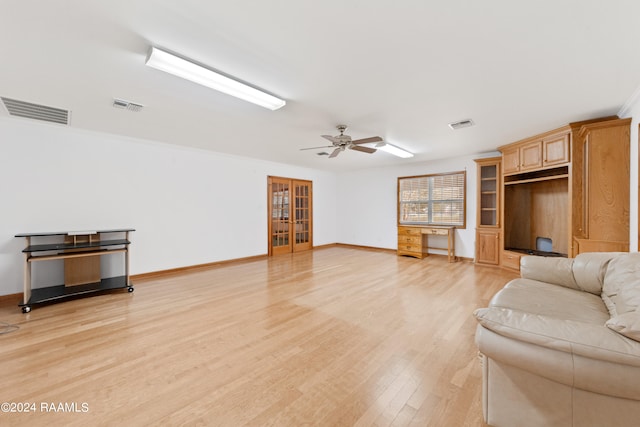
[[267, 176, 313, 255]]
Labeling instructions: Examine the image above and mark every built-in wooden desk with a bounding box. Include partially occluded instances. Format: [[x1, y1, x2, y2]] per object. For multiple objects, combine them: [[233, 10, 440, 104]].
[[397, 226, 456, 262]]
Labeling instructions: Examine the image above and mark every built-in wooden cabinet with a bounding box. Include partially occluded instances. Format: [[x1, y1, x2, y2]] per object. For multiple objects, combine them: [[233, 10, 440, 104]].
[[543, 133, 570, 167], [474, 157, 501, 265], [501, 250, 521, 271], [502, 147, 520, 175], [572, 118, 631, 255], [502, 140, 544, 174], [497, 116, 628, 271], [477, 229, 500, 265], [519, 140, 544, 172], [502, 130, 571, 176]]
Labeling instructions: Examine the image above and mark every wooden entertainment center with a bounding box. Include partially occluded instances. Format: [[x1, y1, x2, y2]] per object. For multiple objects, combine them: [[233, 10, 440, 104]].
[[477, 116, 630, 270]]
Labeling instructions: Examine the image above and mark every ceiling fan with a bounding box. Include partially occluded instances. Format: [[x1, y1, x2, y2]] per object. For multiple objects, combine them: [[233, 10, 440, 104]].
[[301, 125, 383, 158]]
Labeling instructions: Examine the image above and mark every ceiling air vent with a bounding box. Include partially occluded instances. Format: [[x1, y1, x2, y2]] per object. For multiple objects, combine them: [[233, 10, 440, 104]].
[[113, 98, 144, 112], [448, 119, 475, 130], [1, 97, 69, 125]]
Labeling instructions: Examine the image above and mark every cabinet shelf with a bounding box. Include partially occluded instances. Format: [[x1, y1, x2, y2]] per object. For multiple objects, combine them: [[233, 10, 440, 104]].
[[28, 248, 127, 263], [23, 276, 131, 306], [24, 239, 130, 253], [504, 173, 569, 186], [15, 228, 134, 238]]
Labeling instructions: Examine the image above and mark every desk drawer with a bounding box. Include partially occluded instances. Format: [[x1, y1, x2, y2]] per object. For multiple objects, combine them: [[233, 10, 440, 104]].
[[398, 226, 422, 236], [398, 235, 422, 245], [424, 228, 449, 236], [398, 243, 422, 253]]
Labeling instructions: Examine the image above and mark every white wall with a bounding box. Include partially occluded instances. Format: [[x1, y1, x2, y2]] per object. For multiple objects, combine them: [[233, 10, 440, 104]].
[[0, 118, 337, 296], [335, 154, 498, 259], [4, 97, 639, 298]]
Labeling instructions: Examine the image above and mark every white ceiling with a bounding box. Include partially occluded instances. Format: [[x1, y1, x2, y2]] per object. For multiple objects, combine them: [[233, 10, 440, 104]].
[[2, 1, 640, 171]]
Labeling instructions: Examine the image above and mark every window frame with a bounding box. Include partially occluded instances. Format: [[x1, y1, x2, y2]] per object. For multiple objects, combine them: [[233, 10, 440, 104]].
[[397, 171, 467, 229]]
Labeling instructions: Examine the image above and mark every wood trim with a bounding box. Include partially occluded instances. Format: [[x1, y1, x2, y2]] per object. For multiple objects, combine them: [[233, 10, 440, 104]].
[[397, 170, 467, 229], [578, 117, 632, 136], [333, 243, 397, 254], [0, 292, 21, 305], [131, 254, 268, 281], [126, 243, 474, 285]]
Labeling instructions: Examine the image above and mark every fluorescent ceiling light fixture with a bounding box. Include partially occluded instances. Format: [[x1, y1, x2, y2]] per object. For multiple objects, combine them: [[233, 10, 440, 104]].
[[145, 47, 286, 110], [375, 142, 414, 158]]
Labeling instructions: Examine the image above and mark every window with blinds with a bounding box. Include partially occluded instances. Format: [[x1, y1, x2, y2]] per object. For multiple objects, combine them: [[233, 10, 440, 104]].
[[398, 171, 466, 227]]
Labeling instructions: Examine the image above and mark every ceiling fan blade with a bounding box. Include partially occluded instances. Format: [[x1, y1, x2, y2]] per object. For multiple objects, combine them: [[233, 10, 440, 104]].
[[350, 145, 377, 154], [351, 136, 383, 145], [300, 145, 334, 151], [321, 135, 339, 143], [328, 147, 343, 158]]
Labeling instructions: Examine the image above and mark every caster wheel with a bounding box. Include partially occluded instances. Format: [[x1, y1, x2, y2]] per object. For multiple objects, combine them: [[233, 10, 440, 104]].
[[22, 306, 31, 313], [128, 286, 134, 293]]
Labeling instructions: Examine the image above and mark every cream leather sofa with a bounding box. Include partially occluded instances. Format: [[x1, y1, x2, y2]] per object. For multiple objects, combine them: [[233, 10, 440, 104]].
[[474, 252, 640, 427]]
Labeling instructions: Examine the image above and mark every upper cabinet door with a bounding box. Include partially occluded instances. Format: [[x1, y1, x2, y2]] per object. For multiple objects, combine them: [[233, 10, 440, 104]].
[[502, 147, 520, 174], [519, 141, 543, 172], [543, 133, 570, 167]]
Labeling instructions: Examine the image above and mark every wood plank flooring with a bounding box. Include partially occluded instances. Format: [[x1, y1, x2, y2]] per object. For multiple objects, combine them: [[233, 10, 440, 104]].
[[0, 247, 518, 426]]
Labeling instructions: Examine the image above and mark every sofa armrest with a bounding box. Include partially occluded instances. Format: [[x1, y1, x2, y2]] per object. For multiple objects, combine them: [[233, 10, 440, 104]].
[[474, 306, 640, 366], [520, 256, 579, 290]]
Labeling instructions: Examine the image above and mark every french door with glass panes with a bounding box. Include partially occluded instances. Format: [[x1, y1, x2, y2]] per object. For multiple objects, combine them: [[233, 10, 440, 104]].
[[268, 176, 313, 255]]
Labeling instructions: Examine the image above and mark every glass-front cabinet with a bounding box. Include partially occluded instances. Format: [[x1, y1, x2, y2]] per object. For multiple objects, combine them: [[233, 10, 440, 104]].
[[474, 157, 501, 265]]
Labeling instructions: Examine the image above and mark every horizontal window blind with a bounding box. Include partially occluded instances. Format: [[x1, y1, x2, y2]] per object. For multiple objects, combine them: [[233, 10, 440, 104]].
[[398, 171, 466, 227]]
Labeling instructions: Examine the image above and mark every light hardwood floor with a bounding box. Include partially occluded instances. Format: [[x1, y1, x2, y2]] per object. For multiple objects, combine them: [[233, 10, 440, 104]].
[[0, 246, 518, 426]]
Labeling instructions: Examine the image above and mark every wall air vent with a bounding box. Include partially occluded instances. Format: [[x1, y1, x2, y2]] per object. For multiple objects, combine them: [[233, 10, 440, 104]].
[[1, 97, 69, 125], [448, 119, 475, 130], [113, 98, 144, 112]]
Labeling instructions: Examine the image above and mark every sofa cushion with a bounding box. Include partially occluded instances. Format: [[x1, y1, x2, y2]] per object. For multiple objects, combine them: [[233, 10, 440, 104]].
[[602, 253, 640, 317], [520, 256, 579, 291], [572, 252, 621, 294], [492, 279, 610, 324]]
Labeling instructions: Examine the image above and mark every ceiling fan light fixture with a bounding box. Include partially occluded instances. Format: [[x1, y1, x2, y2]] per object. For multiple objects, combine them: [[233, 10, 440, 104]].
[[145, 47, 286, 110], [375, 142, 414, 158]]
